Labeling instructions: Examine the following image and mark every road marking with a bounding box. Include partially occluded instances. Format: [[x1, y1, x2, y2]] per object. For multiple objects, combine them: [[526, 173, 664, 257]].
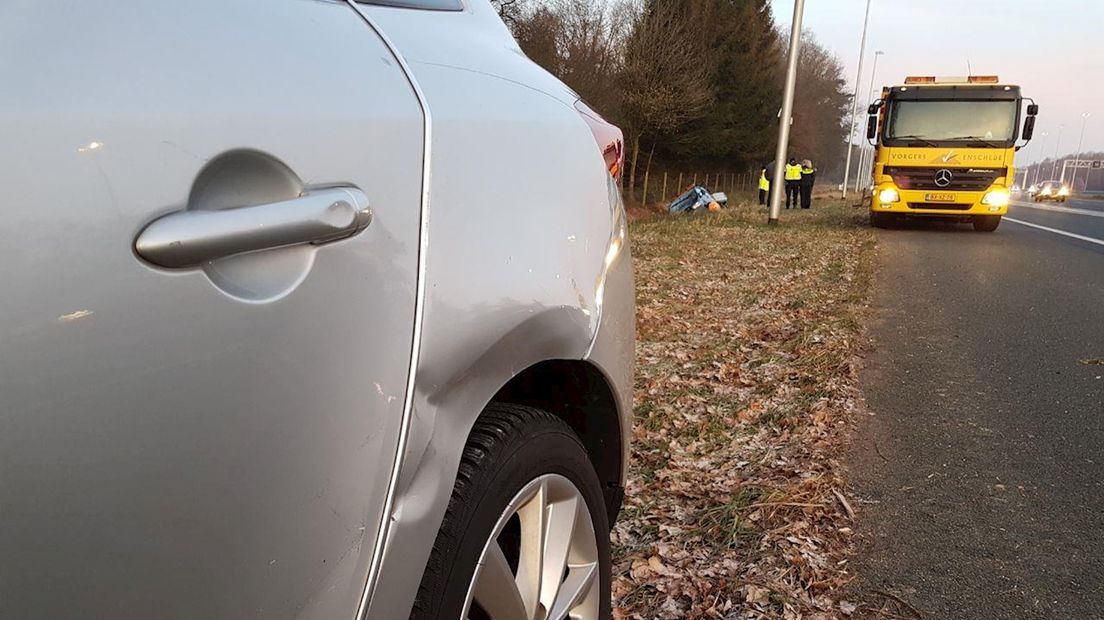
[[1010, 201, 1104, 218], [1004, 217, 1104, 247]]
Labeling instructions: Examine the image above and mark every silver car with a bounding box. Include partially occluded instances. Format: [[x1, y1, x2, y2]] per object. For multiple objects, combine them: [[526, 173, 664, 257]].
[[0, 2, 634, 618]]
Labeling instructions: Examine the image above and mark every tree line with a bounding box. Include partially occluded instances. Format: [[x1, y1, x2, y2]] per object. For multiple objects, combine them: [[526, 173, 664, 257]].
[[493, 0, 853, 200]]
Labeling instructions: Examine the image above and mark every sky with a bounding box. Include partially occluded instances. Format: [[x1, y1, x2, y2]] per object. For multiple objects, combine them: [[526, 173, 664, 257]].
[[768, 0, 1104, 165]]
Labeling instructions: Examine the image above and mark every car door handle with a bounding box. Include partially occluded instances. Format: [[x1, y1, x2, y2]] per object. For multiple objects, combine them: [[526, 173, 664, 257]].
[[135, 187, 372, 269]]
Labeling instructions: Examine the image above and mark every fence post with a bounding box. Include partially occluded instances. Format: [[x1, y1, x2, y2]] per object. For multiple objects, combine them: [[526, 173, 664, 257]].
[[642, 168, 650, 207], [661, 171, 668, 204], [693, 173, 698, 186], [677, 172, 684, 192]]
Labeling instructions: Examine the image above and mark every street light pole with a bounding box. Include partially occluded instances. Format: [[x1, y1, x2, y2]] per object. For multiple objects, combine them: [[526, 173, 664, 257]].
[[768, 0, 806, 225], [854, 50, 884, 193], [1018, 133, 1032, 189], [1050, 124, 1064, 181], [1034, 131, 1049, 186], [1070, 112, 1090, 191], [841, 0, 872, 199]]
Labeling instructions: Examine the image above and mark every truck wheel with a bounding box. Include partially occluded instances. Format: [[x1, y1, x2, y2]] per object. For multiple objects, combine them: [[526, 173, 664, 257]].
[[411, 404, 611, 620], [973, 215, 1001, 232]]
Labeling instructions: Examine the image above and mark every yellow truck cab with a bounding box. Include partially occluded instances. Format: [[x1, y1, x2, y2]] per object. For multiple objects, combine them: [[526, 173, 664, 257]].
[[865, 75, 1038, 232]]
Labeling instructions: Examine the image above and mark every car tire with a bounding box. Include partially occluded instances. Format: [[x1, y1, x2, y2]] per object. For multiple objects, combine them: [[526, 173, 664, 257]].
[[411, 403, 611, 620], [973, 215, 1001, 232]]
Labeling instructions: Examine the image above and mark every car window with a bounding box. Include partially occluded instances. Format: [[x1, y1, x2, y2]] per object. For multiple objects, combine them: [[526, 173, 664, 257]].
[[356, 0, 462, 9]]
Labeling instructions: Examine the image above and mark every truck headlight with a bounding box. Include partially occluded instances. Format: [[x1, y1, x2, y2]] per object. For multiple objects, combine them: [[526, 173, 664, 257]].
[[878, 188, 900, 204], [981, 189, 1010, 207], [1058, 186, 1070, 196]]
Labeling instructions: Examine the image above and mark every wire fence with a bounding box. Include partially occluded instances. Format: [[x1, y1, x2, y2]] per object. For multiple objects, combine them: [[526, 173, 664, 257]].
[[625, 169, 761, 207]]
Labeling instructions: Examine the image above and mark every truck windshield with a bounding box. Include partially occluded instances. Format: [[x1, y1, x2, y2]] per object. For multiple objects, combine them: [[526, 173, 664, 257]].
[[885, 100, 1017, 146]]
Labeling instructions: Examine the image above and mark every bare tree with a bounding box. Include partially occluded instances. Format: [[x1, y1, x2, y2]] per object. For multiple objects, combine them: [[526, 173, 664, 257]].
[[619, 0, 713, 198], [490, 0, 525, 28], [511, 0, 634, 119], [781, 30, 850, 179]]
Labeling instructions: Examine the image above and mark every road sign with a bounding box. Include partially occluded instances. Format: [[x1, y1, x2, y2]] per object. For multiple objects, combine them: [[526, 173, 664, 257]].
[[1066, 159, 1101, 169]]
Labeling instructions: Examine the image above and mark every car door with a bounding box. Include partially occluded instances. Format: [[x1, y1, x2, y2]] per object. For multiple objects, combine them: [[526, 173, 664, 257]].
[[0, 2, 423, 618]]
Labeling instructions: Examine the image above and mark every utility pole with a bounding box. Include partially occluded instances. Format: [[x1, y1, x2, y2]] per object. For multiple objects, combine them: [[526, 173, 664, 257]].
[[768, 0, 806, 225], [1019, 128, 1036, 188], [1050, 124, 1064, 181], [841, 0, 873, 199], [1033, 132, 1049, 186], [854, 50, 884, 192], [1070, 112, 1091, 191]]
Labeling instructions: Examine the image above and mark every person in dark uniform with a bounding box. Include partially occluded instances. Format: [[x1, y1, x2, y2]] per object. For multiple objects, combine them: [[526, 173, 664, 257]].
[[799, 159, 816, 209]]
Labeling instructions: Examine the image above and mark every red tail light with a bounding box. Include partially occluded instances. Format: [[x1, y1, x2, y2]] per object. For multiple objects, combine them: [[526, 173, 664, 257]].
[[574, 100, 624, 181]]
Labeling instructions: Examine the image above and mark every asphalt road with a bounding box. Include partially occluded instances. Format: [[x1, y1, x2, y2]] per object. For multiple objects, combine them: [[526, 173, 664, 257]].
[[849, 200, 1104, 618]]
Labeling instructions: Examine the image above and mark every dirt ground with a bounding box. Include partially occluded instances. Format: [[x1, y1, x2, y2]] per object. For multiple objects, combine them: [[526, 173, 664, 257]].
[[612, 196, 877, 619]]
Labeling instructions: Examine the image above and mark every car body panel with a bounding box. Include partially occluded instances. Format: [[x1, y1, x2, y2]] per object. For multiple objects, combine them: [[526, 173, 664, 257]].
[[0, 2, 423, 617], [1, 1, 633, 617], [353, 2, 634, 616]]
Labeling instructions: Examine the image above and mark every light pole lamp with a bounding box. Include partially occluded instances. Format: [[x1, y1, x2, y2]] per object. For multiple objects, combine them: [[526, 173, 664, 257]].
[[1032, 132, 1048, 186], [1028, 130, 1046, 184], [1070, 112, 1091, 191], [1050, 124, 1064, 181], [767, 0, 806, 224], [855, 50, 884, 192], [842, 0, 873, 199]]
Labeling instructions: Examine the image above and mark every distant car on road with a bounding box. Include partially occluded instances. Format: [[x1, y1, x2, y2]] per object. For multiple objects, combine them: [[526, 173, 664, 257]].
[[0, 2, 634, 619], [1033, 180, 1071, 203]]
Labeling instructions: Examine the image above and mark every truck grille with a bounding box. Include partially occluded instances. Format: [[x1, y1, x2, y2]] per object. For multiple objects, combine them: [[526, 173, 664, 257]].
[[885, 166, 1004, 191], [907, 202, 973, 211]]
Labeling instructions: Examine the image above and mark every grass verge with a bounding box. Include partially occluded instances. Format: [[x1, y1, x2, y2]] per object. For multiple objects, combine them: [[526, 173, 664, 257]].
[[613, 197, 876, 619]]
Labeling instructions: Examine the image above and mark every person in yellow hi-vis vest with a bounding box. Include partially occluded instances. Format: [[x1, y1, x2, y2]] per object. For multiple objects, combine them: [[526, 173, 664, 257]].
[[784, 158, 802, 209], [758, 166, 770, 206]]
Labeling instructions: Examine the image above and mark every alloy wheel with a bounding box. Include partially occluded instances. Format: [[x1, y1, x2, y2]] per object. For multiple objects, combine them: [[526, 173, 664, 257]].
[[461, 474, 600, 620]]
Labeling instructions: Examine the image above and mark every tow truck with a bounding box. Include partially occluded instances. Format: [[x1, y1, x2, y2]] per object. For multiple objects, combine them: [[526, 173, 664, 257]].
[[864, 75, 1037, 232]]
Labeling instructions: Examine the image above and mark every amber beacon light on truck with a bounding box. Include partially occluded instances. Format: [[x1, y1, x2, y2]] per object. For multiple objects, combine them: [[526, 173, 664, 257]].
[[863, 75, 1038, 233]]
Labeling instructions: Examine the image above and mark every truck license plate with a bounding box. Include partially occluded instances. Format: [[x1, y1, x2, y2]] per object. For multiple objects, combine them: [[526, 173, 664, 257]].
[[925, 192, 956, 202]]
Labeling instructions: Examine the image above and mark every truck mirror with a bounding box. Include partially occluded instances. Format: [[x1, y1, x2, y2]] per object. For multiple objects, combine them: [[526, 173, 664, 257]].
[[1027, 103, 1039, 116], [867, 103, 879, 115], [1022, 115, 1036, 141], [866, 115, 878, 140]]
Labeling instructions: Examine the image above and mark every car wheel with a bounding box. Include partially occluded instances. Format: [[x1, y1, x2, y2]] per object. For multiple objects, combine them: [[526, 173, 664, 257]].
[[411, 404, 611, 620], [973, 215, 1001, 232]]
